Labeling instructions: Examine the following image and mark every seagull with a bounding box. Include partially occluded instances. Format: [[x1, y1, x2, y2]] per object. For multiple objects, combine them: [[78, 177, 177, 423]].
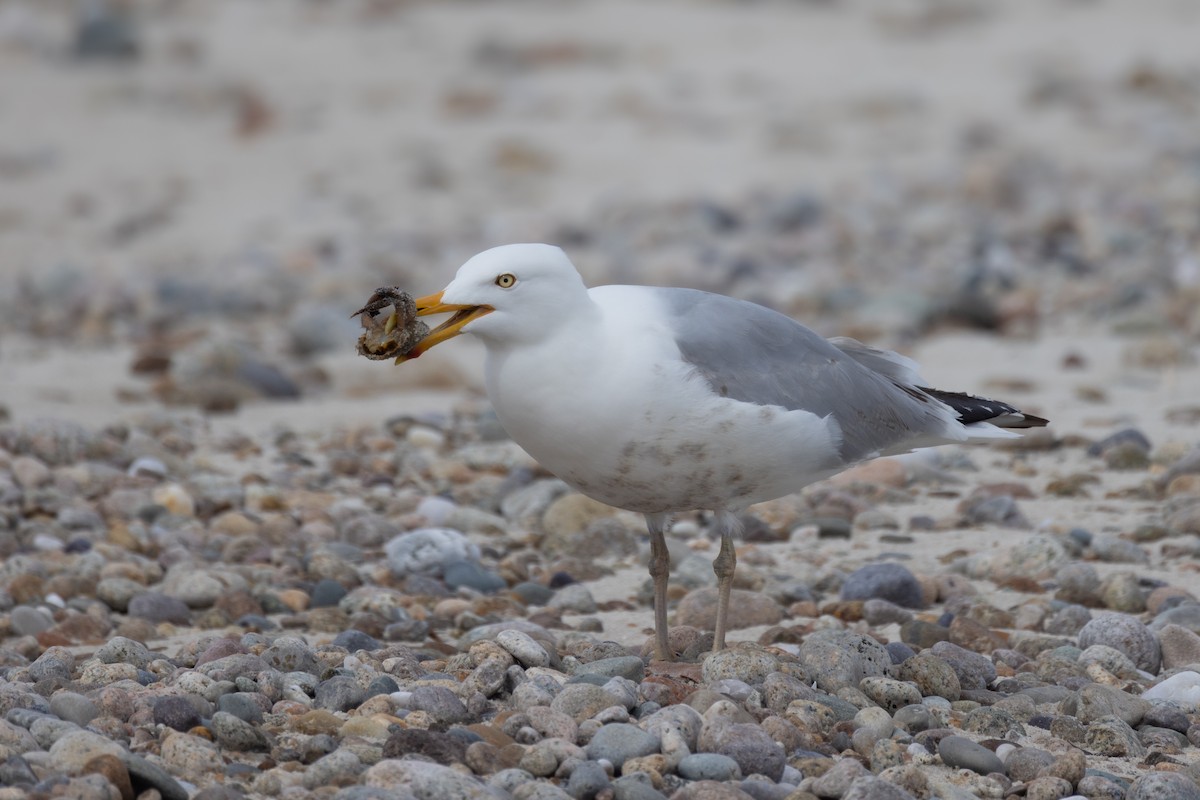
[[395, 243, 1048, 661]]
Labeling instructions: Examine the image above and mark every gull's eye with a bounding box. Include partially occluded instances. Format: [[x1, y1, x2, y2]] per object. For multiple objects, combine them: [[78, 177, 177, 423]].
[[495, 273, 517, 288]]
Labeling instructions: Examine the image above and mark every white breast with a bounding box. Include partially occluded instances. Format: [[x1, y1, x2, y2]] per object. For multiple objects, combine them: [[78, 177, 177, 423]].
[[482, 286, 844, 513]]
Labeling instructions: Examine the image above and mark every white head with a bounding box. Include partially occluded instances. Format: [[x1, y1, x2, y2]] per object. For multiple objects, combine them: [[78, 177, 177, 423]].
[[403, 244, 591, 359]]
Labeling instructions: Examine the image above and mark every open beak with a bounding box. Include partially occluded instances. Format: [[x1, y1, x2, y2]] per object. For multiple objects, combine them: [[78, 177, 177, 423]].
[[397, 290, 493, 363]]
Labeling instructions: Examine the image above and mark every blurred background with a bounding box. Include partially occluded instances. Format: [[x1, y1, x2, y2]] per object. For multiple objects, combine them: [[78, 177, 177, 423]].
[[2, 0, 1199, 425]]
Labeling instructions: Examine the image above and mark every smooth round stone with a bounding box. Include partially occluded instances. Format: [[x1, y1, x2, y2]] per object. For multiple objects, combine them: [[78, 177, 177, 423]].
[[332, 629, 382, 653], [128, 592, 191, 624], [262, 638, 320, 675], [210, 711, 270, 751], [1004, 746, 1055, 781], [937, 735, 1004, 775], [893, 704, 933, 733], [496, 629, 552, 668], [1077, 613, 1161, 673], [566, 760, 611, 799], [699, 722, 785, 782], [95, 636, 153, 669], [310, 579, 348, 608], [302, 749, 365, 790], [928, 641, 996, 690], [895, 652, 961, 701], [367, 675, 400, 697], [850, 705, 891, 740], [365, 759, 493, 799], [512, 582, 556, 606], [548, 583, 598, 614], [384, 528, 480, 578], [572, 656, 644, 683], [862, 598, 914, 626], [444, 560, 507, 594], [552, 684, 621, 723], [10, 605, 54, 636], [217, 692, 266, 724], [1126, 771, 1200, 800], [840, 563, 924, 608], [0, 754, 37, 786], [1157, 623, 1200, 669], [677, 753, 742, 782], [49, 692, 99, 727], [153, 696, 202, 731], [584, 723, 659, 767], [409, 686, 469, 725], [47, 730, 125, 773], [885, 641, 916, 665], [316, 676, 368, 712], [859, 677, 922, 712], [702, 647, 780, 685]]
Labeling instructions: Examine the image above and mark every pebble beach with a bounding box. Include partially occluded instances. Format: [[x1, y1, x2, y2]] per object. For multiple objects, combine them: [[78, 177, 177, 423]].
[[3, 1, 1200, 799]]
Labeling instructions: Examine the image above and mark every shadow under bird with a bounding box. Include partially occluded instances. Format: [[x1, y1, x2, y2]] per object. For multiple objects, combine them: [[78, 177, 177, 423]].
[[357, 243, 1048, 662]]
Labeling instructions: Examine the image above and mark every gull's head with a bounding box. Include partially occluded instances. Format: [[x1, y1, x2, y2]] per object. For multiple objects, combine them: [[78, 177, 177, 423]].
[[401, 243, 590, 361]]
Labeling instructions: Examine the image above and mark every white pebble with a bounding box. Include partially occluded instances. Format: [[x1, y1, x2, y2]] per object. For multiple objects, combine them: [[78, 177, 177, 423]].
[[1142, 670, 1200, 708]]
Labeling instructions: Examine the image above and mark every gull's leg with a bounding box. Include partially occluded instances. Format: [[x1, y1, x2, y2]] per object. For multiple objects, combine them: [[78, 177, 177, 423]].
[[711, 510, 741, 653], [645, 513, 672, 661]]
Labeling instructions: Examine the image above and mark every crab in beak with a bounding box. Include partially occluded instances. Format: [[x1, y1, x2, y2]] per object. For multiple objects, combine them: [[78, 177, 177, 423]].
[[396, 291, 493, 363]]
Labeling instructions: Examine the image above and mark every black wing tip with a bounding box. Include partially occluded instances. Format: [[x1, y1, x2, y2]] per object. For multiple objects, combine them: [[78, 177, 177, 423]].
[[919, 387, 1049, 428]]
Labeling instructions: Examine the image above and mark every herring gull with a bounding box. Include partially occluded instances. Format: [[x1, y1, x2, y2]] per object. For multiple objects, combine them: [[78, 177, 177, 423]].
[[393, 243, 1047, 661]]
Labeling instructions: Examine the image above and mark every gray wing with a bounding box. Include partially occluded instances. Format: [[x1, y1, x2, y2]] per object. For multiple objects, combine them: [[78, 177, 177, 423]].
[[656, 288, 955, 462]]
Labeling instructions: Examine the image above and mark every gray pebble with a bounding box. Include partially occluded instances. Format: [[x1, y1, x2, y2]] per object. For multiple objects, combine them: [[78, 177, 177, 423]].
[[216, 692, 266, 724], [316, 675, 367, 712], [262, 637, 320, 675], [310, 579, 348, 607], [678, 752, 741, 781], [862, 598, 914, 626], [95, 636, 153, 669], [840, 563, 924, 608], [1126, 771, 1200, 800], [303, 749, 365, 790], [444, 559, 507, 594], [0, 754, 37, 786], [892, 704, 934, 733], [798, 630, 890, 693], [48, 692, 98, 727], [10, 605, 54, 636], [128, 592, 191, 624], [332, 629, 382, 653], [611, 773, 668, 800], [698, 721, 785, 781], [565, 760, 611, 800], [126, 752, 190, 800], [1003, 746, 1054, 781], [895, 652, 961, 701], [512, 582, 556, 606], [1077, 613, 1161, 673], [1072, 682, 1149, 726], [385, 528, 480, 578], [937, 735, 1003, 775], [929, 641, 996, 690], [549, 583, 598, 614], [209, 711, 270, 751], [496, 629, 552, 668], [573, 656, 644, 683], [153, 696, 202, 731], [584, 722, 658, 767], [1085, 714, 1145, 757], [809, 758, 870, 797], [410, 685, 469, 725]]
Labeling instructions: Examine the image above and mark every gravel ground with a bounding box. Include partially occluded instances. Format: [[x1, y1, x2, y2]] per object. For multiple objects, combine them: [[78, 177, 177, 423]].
[[3, 1, 1200, 799]]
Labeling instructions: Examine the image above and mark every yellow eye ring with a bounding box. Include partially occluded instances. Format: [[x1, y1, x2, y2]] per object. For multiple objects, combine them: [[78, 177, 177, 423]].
[[495, 273, 517, 288]]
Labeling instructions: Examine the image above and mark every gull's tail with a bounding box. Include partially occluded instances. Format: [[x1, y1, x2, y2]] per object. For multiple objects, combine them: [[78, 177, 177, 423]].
[[918, 387, 1049, 431]]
